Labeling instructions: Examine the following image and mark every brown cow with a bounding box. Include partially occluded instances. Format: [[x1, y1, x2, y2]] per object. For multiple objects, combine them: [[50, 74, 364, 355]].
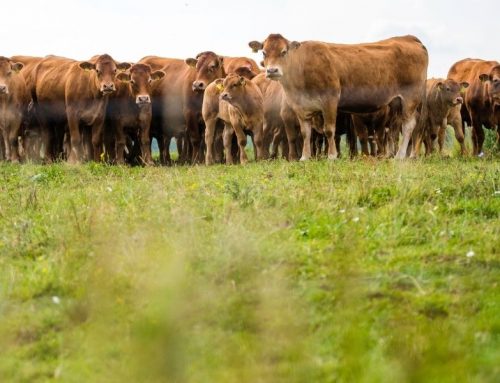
[[0, 57, 29, 162], [140, 52, 260, 164], [448, 59, 500, 156], [412, 78, 469, 156], [203, 73, 264, 165], [10, 55, 44, 160], [249, 34, 428, 161], [34, 54, 131, 162], [107, 64, 165, 165]]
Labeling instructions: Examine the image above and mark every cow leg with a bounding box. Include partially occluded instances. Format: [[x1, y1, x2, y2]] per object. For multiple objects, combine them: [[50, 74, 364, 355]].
[[232, 122, 248, 164], [297, 117, 313, 161], [223, 124, 235, 165], [67, 111, 82, 163], [138, 111, 153, 166], [448, 107, 467, 155], [253, 125, 265, 161], [7, 120, 22, 163], [437, 119, 448, 154], [91, 122, 105, 162], [185, 111, 201, 164], [204, 116, 217, 165], [282, 108, 299, 161], [396, 115, 417, 159], [470, 114, 485, 157], [115, 122, 126, 165], [322, 108, 338, 161]]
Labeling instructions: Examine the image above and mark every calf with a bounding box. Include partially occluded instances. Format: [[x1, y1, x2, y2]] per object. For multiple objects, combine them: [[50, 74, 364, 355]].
[[203, 73, 264, 165], [0, 57, 29, 162], [107, 64, 165, 165], [413, 78, 468, 156]]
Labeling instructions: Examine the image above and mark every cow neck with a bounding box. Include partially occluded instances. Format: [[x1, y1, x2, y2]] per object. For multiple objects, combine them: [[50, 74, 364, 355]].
[[232, 91, 260, 116], [429, 89, 448, 120]]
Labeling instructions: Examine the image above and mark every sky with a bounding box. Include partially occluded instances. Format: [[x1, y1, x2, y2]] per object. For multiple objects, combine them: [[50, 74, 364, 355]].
[[2, 0, 498, 78]]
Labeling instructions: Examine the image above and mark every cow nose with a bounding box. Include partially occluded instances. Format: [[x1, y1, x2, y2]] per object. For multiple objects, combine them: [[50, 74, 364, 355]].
[[136, 95, 151, 104], [0, 85, 7, 94], [192, 81, 205, 91], [266, 67, 278, 75], [456, 97, 463, 104], [102, 83, 115, 92], [220, 92, 231, 101]]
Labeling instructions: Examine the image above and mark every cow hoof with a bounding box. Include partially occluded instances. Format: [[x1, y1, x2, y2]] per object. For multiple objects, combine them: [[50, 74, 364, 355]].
[[299, 156, 309, 162], [478, 152, 485, 158], [327, 154, 337, 161]]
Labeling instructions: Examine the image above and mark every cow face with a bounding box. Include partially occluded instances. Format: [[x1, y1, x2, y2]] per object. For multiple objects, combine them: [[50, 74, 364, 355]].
[[79, 54, 131, 95], [0, 56, 23, 95], [437, 79, 468, 107], [116, 64, 165, 106], [480, 65, 500, 107], [249, 34, 300, 80], [186, 51, 225, 92], [220, 73, 247, 103]]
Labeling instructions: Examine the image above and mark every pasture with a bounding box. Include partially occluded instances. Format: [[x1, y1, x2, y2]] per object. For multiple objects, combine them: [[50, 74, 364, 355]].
[[0, 136, 499, 382]]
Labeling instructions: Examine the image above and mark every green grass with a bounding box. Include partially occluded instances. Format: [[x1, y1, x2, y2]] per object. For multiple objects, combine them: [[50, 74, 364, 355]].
[[1, 151, 499, 382]]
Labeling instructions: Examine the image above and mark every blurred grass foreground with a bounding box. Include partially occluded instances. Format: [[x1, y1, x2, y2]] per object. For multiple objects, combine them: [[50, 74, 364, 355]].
[[0, 155, 499, 382]]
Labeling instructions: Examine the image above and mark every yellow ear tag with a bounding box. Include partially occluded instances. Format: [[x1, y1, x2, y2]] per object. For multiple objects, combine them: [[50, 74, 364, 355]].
[[216, 83, 224, 92]]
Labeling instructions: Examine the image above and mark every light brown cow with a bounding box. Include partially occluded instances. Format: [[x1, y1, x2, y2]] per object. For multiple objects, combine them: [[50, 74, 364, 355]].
[[448, 59, 500, 155], [249, 34, 428, 161], [412, 78, 469, 156], [203, 73, 264, 165], [0, 57, 29, 162], [140, 53, 260, 164], [107, 64, 165, 165], [34, 54, 131, 162]]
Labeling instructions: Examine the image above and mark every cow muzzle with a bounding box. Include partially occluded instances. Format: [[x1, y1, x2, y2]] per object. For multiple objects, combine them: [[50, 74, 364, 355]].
[[0, 85, 8, 95], [266, 67, 282, 80], [454, 97, 464, 105], [220, 92, 232, 101], [101, 83, 116, 95], [192, 81, 206, 92], [136, 95, 151, 105]]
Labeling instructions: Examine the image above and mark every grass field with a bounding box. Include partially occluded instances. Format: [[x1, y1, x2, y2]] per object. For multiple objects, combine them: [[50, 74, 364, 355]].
[[0, 138, 499, 382]]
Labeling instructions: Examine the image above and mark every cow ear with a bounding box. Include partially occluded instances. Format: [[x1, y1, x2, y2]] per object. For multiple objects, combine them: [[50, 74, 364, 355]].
[[151, 70, 165, 81], [239, 76, 246, 86], [289, 41, 301, 50], [479, 74, 490, 82], [436, 81, 444, 90], [79, 62, 96, 71], [235, 66, 257, 80], [215, 78, 224, 92], [11, 62, 24, 73], [185, 58, 197, 68], [219, 56, 224, 67], [116, 72, 131, 82], [249, 41, 264, 53], [117, 62, 132, 71], [460, 82, 469, 90]]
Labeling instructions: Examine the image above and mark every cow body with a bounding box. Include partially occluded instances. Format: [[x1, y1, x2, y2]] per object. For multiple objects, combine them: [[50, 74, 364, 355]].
[[0, 57, 29, 162], [249, 34, 428, 160], [448, 59, 500, 155]]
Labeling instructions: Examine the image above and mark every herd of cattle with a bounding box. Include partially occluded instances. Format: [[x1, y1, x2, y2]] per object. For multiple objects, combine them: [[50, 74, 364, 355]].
[[0, 34, 499, 165]]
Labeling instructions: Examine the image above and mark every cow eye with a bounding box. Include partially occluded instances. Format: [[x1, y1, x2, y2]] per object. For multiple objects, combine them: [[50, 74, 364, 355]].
[[280, 50, 287, 57], [262, 52, 267, 58], [130, 79, 136, 85], [7, 71, 12, 76], [446, 87, 450, 92]]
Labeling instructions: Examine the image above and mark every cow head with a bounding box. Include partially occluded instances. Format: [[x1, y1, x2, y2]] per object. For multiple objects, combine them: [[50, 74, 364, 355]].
[[436, 79, 469, 107], [220, 73, 247, 104], [249, 34, 300, 80], [79, 54, 131, 95], [186, 51, 225, 92], [479, 65, 500, 107], [0, 56, 23, 95], [116, 63, 165, 106]]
